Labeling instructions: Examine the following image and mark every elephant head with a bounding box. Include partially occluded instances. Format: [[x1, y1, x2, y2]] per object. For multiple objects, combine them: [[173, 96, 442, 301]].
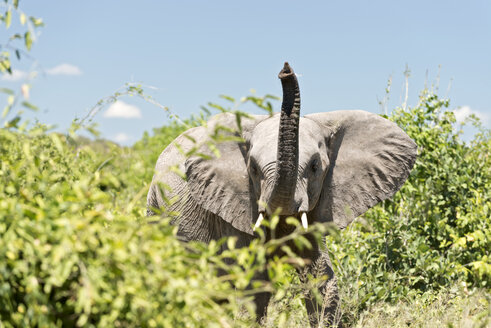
[[184, 63, 417, 235]]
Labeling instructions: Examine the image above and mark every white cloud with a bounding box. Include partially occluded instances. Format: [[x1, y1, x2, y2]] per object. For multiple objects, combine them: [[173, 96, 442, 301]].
[[453, 106, 489, 124], [1, 69, 28, 81], [112, 133, 131, 143], [46, 63, 82, 76], [103, 101, 142, 119], [1, 63, 81, 81]]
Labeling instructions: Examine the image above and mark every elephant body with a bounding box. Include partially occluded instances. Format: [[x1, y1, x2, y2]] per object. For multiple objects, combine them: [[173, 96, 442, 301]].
[[147, 63, 417, 327]]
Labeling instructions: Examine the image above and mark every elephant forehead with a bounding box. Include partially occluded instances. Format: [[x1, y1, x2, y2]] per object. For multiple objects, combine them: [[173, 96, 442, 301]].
[[249, 119, 278, 162], [249, 117, 324, 162]]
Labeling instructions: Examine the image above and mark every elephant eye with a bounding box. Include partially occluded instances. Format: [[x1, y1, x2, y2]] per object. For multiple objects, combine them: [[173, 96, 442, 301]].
[[311, 159, 319, 173], [250, 161, 259, 176]]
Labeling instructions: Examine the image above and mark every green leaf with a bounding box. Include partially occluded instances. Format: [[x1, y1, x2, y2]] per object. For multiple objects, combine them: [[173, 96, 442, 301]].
[[227, 237, 237, 250], [0, 58, 12, 73], [9, 33, 22, 40], [417, 244, 430, 253], [5, 116, 21, 128], [19, 12, 26, 25], [24, 31, 32, 50], [208, 102, 226, 113], [2, 104, 12, 118], [21, 101, 38, 111], [29, 16, 44, 27], [50, 133, 65, 153], [206, 142, 221, 158], [86, 124, 100, 137], [0, 87, 14, 95], [5, 9, 11, 28], [219, 95, 235, 103]]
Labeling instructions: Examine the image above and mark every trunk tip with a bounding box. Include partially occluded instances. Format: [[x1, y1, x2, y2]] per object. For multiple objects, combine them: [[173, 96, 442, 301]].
[[279, 62, 295, 80]]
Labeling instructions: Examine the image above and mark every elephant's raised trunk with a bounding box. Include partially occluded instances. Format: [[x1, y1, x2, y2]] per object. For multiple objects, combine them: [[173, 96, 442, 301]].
[[268, 62, 300, 213]]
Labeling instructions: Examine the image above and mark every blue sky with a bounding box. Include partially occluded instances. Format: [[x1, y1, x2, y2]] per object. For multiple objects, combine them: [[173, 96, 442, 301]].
[[2, 1, 490, 144]]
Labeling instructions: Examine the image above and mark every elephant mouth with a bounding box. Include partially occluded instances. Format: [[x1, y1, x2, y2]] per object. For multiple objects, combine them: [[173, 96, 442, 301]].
[[253, 211, 308, 232]]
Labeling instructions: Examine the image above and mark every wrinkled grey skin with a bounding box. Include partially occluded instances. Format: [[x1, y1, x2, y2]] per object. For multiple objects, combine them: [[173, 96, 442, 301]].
[[147, 63, 417, 327]]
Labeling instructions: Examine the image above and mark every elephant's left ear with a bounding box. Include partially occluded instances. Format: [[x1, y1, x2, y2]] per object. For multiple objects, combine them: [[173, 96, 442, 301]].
[[185, 113, 268, 235], [305, 110, 417, 229]]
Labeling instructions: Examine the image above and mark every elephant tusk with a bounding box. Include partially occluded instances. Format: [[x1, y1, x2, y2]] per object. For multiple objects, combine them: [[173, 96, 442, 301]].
[[253, 213, 264, 231], [301, 212, 308, 229]]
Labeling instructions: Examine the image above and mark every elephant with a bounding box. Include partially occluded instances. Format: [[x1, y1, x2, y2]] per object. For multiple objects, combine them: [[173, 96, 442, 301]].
[[146, 62, 417, 327]]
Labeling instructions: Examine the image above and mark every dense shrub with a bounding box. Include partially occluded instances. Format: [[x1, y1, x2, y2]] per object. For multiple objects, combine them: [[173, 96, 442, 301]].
[[329, 90, 491, 320], [0, 91, 489, 326], [0, 126, 234, 327], [0, 123, 322, 327]]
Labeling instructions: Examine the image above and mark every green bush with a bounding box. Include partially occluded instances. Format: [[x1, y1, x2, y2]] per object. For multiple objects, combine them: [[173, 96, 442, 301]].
[[0, 123, 322, 327], [329, 90, 491, 322], [1, 90, 489, 327], [0, 126, 234, 327]]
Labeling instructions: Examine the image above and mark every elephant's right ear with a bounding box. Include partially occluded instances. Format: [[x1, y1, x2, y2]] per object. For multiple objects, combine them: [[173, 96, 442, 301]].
[[305, 110, 417, 229], [185, 113, 268, 235]]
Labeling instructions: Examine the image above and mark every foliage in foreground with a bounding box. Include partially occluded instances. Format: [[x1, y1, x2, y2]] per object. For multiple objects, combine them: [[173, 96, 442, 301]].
[[264, 283, 490, 328], [328, 90, 491, 325], [0, 90, 489, 327], [0, 121, 323, 327], [351, 286, 489, 328]]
